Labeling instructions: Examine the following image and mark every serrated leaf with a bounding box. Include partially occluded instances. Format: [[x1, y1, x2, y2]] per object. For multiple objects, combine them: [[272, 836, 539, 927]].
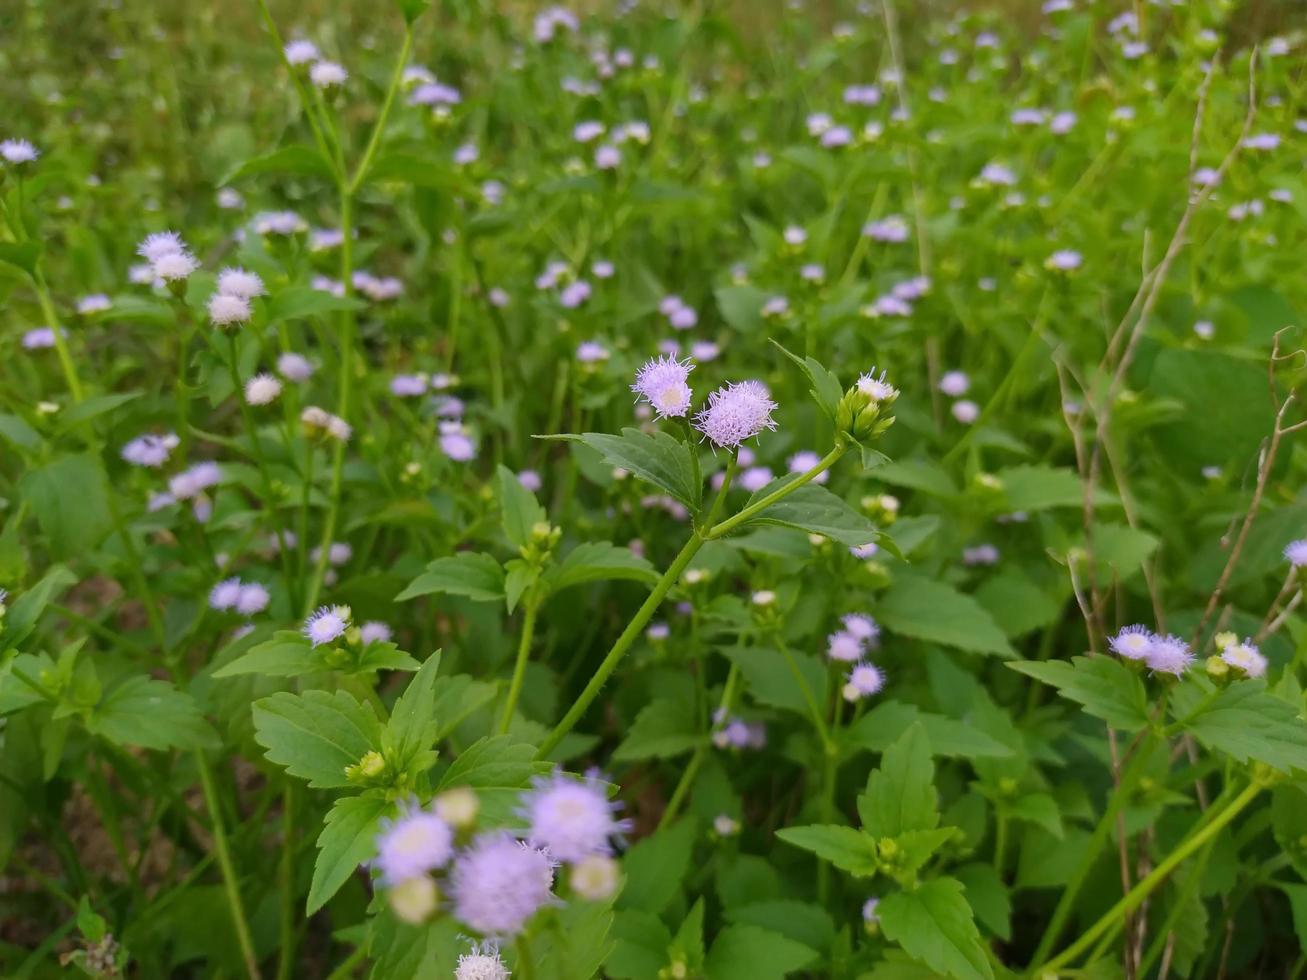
[[88, 677, 218, 750], [770, 340, 842, 419], [1170, 679, 1307, 773], [20, 455, 112, 560], [503, 559, 538, 614], [396, 552, 505, 602], [546, 542, 658, 593], [0, 414, 42, 453], [430, 675, 498, 741], [613, 699, 702, 761], [436, 735, 548, 823], [252, 690, 383, 788], [386, 652, 443, 770], [212, 631, 317, 678], [877, 575, 1015, 658], [0, 653, 56, 714], [58, 392, 141, 429], [841, 701, 1012, 760], [266, 285, 366, 323], [722, 646, 827, 718], [857, 723, 938, 838], [618, 818, 697, 915], [704, 924, 817, 980], [548, 429, 700, 511], [775, 824, 879, 877], [308, 795, 392, 914], [878, 877, 993, 980], [737, 482, 889, 551], [224, 144, 335, 184], [1, 565, 77, 652], [1008, 656, 1149, 730], [725, 901, 835, 953], [0, 241, 41, 276], [497, 465, 546, 549]]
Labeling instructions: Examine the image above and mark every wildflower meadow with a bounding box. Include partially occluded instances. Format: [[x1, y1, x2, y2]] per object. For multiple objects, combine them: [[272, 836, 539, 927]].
[[5, 0, 1307, 977]]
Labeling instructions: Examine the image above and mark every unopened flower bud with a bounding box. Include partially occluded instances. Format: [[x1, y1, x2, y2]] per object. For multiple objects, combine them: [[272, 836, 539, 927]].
[[570, 854, 620, 900], [388, 876, 438, 924], [433, 787, 480, 829]]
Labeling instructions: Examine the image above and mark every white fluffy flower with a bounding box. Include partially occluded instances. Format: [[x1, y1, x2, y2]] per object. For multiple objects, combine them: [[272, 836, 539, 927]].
[[217, 268, 266, 299], [208, 292, 252, 327], [245, 373, 283, 405], [153, 250, 199, 282], [0, 139, 40, 164], [310, 61, 348, 88], [284, 39, 320, 65]]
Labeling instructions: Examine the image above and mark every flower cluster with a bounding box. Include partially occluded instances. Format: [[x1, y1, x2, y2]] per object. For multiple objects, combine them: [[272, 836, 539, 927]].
[[1108, 625, 1194, 676], [207, 267, 263, 328], [209, 578, 270, 616]]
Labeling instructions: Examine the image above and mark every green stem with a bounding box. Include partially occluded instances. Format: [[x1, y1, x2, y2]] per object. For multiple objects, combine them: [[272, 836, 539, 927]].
[[348, 28, 414, 194], [105, 489, 168, 652], [275, 784, 296, 980], [705, 443, 846, 540], [195, 752, 261, 980], [1035, 779, 1264, 976], [32, 268, 83, 403], [700, 452, 738, 530], [536, 531, 705, 760], [324, 945, 367, 980], [775, 633, 832, 751], [660, 663, 739, 830], [499, 590, 541, 734]]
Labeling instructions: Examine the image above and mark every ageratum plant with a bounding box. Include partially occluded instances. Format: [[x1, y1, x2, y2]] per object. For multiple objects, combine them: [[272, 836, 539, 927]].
[[3, 1, 1307, 978]]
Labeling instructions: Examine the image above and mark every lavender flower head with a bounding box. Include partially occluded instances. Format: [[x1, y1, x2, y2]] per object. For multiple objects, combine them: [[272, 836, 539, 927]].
[[521, 770, 630, 863], [939, 370, 970, 396], [0, 139, 39, 164], [235, 583, 269, 616], [450, 833, 556, 935], [842, 613, 880, 647], [856, 369, 898, 403], [122, 433, 178, 468], [827, 630, 864, 662], [1108, 624, 1153, 661], [375, 806, 454, 884], [456, 943, 510, 980], [1284, 539, 1307, 567], [1145, 634, 1193, 676], [209, 578, 243, 611], [304, 606, 350, 646], [787, 450, 829, 484], [694, 380, 778, 449], [360, 621, 393, 645], [1221, 639, 1267, 678], [632, 355, 694, 419], [844, 662, 885, 700]]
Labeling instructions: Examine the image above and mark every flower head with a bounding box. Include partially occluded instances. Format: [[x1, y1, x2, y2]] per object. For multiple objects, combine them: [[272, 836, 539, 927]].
[[245, 374, 282, 405], [375, 806, 454, 885], [521, 770, 630, 863], [456, 943, 510, 980], [235, 583, 269, 616], [1109, 624, 1153, 661], [847, 662, 885, 697], [856, 369, 898, 403], [121, 433, 177, 468], [360, 621, 393, 645], [310, 60, 348, 88], [208, 292, 252, 328], [1145, 634, 1193, 676], [694, 380, 778, 449], [153, 250, 199, 282], [278, 352, 314, 382], [304, 606, 350, 646], [939, 371, 970, 396], [1221, 639, 1267, 678], [137, 232, 186, 263], [842, 613, 880, 646], [450, 833, 555, 936], [284, 39, 320, 65], [209, 578, 243, 611], [0, 139, 39, 164], [1285, 540, 1307, 567], [217, 268, 266, 299], [827, 630, 864, 662], [631, 355, 695, 420]]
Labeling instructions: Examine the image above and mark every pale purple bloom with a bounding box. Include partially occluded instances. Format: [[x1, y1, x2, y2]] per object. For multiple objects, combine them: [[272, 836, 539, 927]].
[[284, 39, 319, 65], [827, 630, 864, 663], [1011, 108, 1047, 126], [800, 263, 825, 283], [863, 216, 909, 242], [153, 250, 199, 282], [1284, 540, 1307, 567], [806, 112, 833, 136], [440, 423, 476, 462], [450, 834, 555, 935], [559, 281, 592, 309], [312, 275, 345, 296], [1046, 249, 1082, 271], [753, 151, 772, 169], [209, 578, 243, 611], [433, 396, 464, 418], [375, 807, 454, 884], [575, 341, 608, 363], [843, 613, 880, 646], [591, 260, 614, 279], [217, 268, 265, 299], [939, 371, 970, 396], [762, 296, 790, 318], [850, 542, 879, 559], [360, 621, 393, 645], [738, 466, 774, 493], [517, 470, 542, 493], [390, 374, 428, 397], [1242, 133, 1280, 151], [78, 295, 111, 315], [278, 352, 314, 382], [453, 143, 479, 166], [23, 326, 56, 349], [521, 771, 630, 862], [863, 897, 880, 923], [209, 292, 252, 327], [669, 305, 698, 330], [631, 355, 694, 419], [783, 226, 807, 247], [169, 461, 221, 499], [217, 188, 244, 209], [647, 622, 670, 641], [573, 121, 605, 143], [977, 162, 1017, 187], [847, 662, 885, 697], [245, 374, 282, 405], [0, 139, 40, 164], [1146, 635, 1193, 676], [235, 583, 270, 616], [304, 606, 350, 646], [868, 295, 911, 318], [1121, 41, 1149, 59], [309, 60, 348, 88], [1194, 320, 1215, 340], [952, 400, 980, 424], [534, 6, 579, 43], [254, 211, 307, 236], [122, 433, 177, 468], [820, 126, 852, 148], [1109, 624, 1153, 661], [963, 544, 1000, 566], [594, 145, 621, 169], [787, 450, 829, 484], [409, 82, 462, 106], [694, 380, 778, 449], [1049, 111, 1077, 134], [137, 232, 185, 263], [1222, 639, 1267, 678], [456, 944, 509, 980], [844, 84, 882, 106], [856, 369, 897, 403]]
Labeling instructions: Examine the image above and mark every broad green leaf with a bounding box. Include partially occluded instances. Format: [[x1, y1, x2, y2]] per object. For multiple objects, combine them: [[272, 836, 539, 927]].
[[857, 723, 938, 838], [0, 653, 56, 714], [1089, 522, 1159, 579], [497, 465, 546, 550], [1006, 793, 1063, 838], [224, 144, 335, 183], [429, 675, 498, 741], [618, 818, 697, 915], [670, 899, 706, 975], [308, 795, 392, 914], [549, 429, 701, 510], [704, 924, 817, 980], [88, 677, 218, 750], [436, 735, 548, 823], [775, 824, 878, 877], [266, 286, 366, 323], [1170, 679, 1307, 773], [503, 559, 539, 614], [722, 646, 826, 718], [1149, 350, 1274, 470], [841, 701, 1011, 760], [874, 459, 959, 498], [725, 901, 835, 953], [366, 913, 460, 979], [974, 568, 1062, 638], [771, 340, 842, 420], [953, 863, 1011, 941], [546, 542, 658, 593], [396, 552, 505, 602], [1272, 784, 1307, 879], [714, 284, 770, 332], [738, 482, 889, 551], [58, 392, 141, 429], [0, 241, 41, 276], [1, 565, 77, 652], [607, 909, 673, 979], [20, 455, 112, 560], [1008, 656, 1149, 730], [0, 414, 42, 453], [877, 877, 993, 980], [613, 699, 702, 761], [996, 464, 1107, 512], [876, 575, 1015, 658], [386, 652, 443, 771], [531, 890, 617, 980], [212, 632, 318, 678], [366, 150, 452, 188], [252, 690, 383, 788]]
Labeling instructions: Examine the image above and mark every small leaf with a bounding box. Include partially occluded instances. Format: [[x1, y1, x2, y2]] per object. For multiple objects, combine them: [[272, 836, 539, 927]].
[[224, 144, 335, 184], [20, 455, 112, 560], [770, 340, 842, 420], [497, 464, 546, 549], [1, 565, 77, 652], [618, 818, 697, 915], [0, 241, 41, 276], [88, 677, 218, 750], [547, 429, 701, 511], [738, 482, 888, 551], [878, 877, 994, 980], [0, 414, 42, 453], [704, 924, 817, 980], [841, 701, 1011, 760], [267, 285, 366, 323], [1170, 678, 1307, 773], [613, 699, 702, 761], [1008, 656, 1149, 731], [307, 795, 392, 914], [877, 575, 1015, 658], [857, 723, 938, 838], [775, 824, 878, 877], [252, 690, 383, 788], [546, 542, 658, 593], [386, 652, 443, 770], [58, 392, 141, 429], [213, 631, 317, 678], [396, 552, 505, 602]]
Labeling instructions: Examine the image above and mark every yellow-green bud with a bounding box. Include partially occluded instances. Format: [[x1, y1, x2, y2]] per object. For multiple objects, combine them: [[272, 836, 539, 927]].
[[1206, 655, 1231, 682], [570, 854, 621, 901], [345, 750, 386, 784], [434, 787, 480, 829], [1213, 631, 1237, 651], [388, 876, 438, 924]]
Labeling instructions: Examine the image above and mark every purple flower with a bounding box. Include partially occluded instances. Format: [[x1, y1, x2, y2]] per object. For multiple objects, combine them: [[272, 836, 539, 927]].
[[594, 145, 621, 169], [694, 381, 778, 449], [827, 630, 864, 663], [845, 662, 885, 698], [738, 466, 774, 493], [521, 770, 630, 862], [1284, 540, 1307, 567], [304, 606, 350, 646], [1145, 635, 1193, 676], [863, 897, 880, 923], [939, 371, 970, 396], [440, 423, 477, 462], [360, 621, 393, 645], [390, 374, 428, 397], [631, 355, 694, 419], [576, 341, 608, 363], [963, 544, 1000, 566], [375, 806, 454, 885], [1109, 625, 1154, 661], [456, 944, 509, 980], [122, 433, 178, 468], [518, 470, 542, 493], [849, 541, 879, 559], [169, 461, 221, 500], [235, 583, 270, 616], [843, 613, 880, 646], [559, 280, 592, 309], [952, 400, 979, 424], [820, 126, 852, 148], [863, 216, 909, 242], [1046, 249, 1082, 271], [22, 327, 56, 349], [450, 833, 555, 935], [787, 450, 829, 484], [209, 578, 243, 611], [1222, 639, 1267, 678]]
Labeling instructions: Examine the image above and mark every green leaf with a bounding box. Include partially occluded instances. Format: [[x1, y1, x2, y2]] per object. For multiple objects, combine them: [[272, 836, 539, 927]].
[[308, 795, 392, 914], [393, 0, 429, 23], [549, 429, 700, 511], [953, 863, 1011, 941], [770, 340, 842, 420], [224, 144, 335, 184], [775, 824, 879, 877], [714, 284, 770, 333], [613, 699, 702, 761], [618, 818, 697, 915], [1008, 656, 1149, 731], [503, 559, 539, 614], [876, 575, 1015, 658], [20, 455, 112, 560], [386, 652, 443, 770], [429, 675, 498, 741], [212, 631, 318, 677], [396, 553, 505, 602], [0, 241, 41, 276], [973, 568, 1062, 638], [996, 464, 1106, 512], [2, 565, 77, 652], [88, 677, 218, 750], [436, 735, 548, 823], [252, 690, 383, 788], [725, 901, 835, 953], [704, 924, 817, 980], [1170, 679, 1307, 773], [1006, 793, 1063, 838], [0, 653, 56, 714], [878, 877, 993, 980], [738, 482, 887, 550], [722, 646, 826, 718], [546, 542, 658, 593], [58, 392, 141, 429], [857, 723, 938, 838], [267, 285, 366, 323], [366, 150, 452, 188], [497, 465, 546, 549], [0, 414, 42, 453], [841, 701, 1012, 760]]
